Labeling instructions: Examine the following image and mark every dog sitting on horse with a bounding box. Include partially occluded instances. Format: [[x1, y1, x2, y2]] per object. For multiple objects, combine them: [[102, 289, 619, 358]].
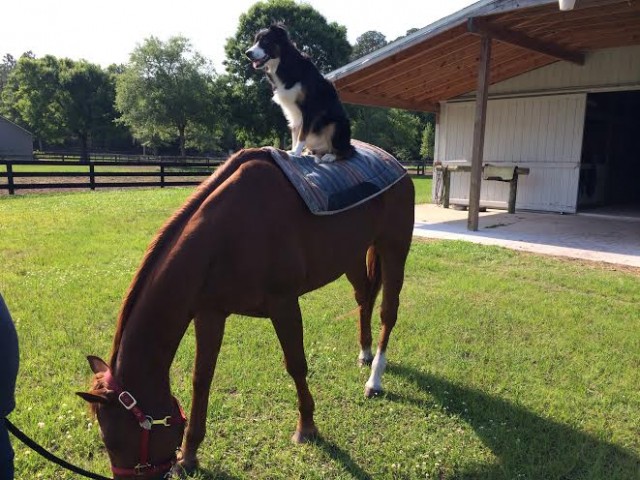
[[246, 24, 354, 162]]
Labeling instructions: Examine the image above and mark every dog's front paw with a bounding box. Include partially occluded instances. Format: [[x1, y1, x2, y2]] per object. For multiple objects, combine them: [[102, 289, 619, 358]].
[[319, 153, 337, 163]]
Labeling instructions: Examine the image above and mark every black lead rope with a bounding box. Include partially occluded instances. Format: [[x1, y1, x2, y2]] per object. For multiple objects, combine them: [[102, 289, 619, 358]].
[[4, 417, 112, 480]]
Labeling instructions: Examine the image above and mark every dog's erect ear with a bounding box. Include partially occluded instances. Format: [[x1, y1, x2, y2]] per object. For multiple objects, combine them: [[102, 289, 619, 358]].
[[270, 22, 289, 37], [76, 391, 110, 405], [86, 355, 110, 375]]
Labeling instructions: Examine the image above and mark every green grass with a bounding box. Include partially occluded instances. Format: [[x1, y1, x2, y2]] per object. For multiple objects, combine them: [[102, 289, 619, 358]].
[[412, 175, 432, 204], [0, 189, 638, 479]]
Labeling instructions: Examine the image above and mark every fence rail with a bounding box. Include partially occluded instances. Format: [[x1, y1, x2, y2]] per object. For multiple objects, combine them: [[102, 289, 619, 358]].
[[0, 158, 225, 195], [31, 151, 225, 165]]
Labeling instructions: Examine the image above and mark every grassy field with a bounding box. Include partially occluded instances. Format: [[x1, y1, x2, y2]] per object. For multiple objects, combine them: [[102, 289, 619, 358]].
[[411, 175, 432, 204], [0, 187, 638, 479]]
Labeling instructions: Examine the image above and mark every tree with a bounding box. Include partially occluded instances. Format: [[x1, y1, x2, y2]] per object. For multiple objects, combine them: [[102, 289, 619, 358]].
[[0, 54, 16, 93], [350, 106, 421, 162], [1, 55, 66, 149], [56, 60, 122, 161], [351, 31, 387, 61], [116, 36, 219, 156], [390, 28, 421, 44], [420, 122, 435, 160], [2, 54, 131, 155], [224, 0, 351, 148]]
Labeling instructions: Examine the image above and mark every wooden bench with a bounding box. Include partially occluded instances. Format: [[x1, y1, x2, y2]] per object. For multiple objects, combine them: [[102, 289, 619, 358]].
[[435, 163, 530, 214]]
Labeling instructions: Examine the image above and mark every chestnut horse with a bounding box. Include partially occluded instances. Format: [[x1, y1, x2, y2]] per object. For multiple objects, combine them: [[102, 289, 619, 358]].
[[77, 148, 414, 479]]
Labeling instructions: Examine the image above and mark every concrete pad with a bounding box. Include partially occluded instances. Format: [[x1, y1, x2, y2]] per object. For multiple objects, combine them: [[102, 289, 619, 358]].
[[413, 204, 640, 267]]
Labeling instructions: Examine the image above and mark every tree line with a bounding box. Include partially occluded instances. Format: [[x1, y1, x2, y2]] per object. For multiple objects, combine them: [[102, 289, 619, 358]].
[[0, 0, 434, 162]]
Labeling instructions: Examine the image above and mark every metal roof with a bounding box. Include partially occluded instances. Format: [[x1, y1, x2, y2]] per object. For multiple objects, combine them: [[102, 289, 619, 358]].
[[328, 0, 640, 111]]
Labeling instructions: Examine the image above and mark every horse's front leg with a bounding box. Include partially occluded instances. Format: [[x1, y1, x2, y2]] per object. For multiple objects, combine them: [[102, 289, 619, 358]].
[[269, 296, 318, 443], [178, 312, 227, 473]]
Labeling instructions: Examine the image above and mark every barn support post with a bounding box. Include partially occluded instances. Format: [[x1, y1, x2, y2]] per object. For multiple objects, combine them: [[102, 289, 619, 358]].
[[468, 34, 492, 231]]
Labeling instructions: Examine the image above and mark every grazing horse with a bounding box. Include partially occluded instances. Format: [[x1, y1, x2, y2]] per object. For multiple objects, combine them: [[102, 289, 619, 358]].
[[77, 147, 414, 478]]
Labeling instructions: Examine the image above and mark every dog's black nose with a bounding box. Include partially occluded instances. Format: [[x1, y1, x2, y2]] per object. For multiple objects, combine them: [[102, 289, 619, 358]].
[[245, 49, 254, 60]]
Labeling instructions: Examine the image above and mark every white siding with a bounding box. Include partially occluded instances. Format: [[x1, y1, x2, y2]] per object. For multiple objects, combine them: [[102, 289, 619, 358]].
[[438, 94, 586, 213], [474, 46, 640, 97]]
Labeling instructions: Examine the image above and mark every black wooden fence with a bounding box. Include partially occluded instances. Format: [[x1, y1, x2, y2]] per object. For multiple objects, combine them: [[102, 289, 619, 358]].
[[0, 157, 225, 195], [32, 151, 223, 165]]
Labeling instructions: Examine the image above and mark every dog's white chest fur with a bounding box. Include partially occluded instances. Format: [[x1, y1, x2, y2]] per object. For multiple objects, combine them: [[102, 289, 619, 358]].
[[270, 69, 303, 129]]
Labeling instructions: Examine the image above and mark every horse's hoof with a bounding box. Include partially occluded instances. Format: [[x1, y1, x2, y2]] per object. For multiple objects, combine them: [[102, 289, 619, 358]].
[[358, 357, 373, 367], [364, 386, 384, 398], [291, 428, 318, 444], [175, 456, 199, 477]]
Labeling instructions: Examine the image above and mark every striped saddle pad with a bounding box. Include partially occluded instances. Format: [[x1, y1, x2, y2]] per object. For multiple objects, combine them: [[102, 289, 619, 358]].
[[266, 140, 407, 215]]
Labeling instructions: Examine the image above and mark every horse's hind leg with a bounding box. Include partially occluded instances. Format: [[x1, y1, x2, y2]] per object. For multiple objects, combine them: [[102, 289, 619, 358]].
[[178, 312, 227, 472], [364, 242, 410, 398], [346, 246, 382, 366], [269, 296, 318, 443]]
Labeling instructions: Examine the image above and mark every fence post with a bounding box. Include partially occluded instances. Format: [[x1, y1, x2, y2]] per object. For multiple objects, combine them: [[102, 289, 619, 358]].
[[7, 163, 15, 195], [89, 162, 95, 191], [160, 164, 165, 188], [442, 168, 450, 209]]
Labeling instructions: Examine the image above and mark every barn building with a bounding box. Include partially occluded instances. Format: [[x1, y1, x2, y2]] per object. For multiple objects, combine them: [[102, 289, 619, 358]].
[[328, 0, 640, 229], [0, 115, 33, 159]]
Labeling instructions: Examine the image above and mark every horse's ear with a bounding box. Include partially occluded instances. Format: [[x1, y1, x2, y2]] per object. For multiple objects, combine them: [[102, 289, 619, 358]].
[[76, 391, 110, 405], [86, 355, 110, 374]]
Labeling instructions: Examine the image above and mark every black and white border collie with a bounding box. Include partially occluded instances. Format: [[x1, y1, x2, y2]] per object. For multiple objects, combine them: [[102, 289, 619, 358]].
[[246, 25, 354, 162]]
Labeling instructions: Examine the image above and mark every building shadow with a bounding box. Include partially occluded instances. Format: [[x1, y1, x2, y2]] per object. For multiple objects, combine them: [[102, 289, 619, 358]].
[[388, 364, 639, 479]]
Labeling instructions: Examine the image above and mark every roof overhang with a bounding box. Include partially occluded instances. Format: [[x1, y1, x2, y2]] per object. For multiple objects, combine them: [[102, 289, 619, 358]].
[[328, 0, 640, 112]]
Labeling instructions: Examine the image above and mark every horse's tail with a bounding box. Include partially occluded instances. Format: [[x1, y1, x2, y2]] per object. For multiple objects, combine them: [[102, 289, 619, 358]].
[[366, 245, 382, 305]]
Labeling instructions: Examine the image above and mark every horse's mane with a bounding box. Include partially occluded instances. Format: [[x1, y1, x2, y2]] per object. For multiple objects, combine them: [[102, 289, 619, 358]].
[[107, 148, 270, 367]]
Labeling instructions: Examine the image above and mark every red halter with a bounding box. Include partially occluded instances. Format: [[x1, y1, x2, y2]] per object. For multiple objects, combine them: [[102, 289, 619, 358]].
[[103, 371, 187, 478]]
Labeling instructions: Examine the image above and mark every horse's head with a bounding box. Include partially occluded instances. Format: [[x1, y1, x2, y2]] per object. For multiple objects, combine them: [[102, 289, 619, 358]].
[[77, 356, 186, 479]]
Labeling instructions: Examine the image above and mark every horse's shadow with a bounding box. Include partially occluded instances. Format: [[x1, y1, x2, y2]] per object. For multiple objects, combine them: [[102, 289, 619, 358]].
[[314, 436, 373, 480], [186, 437, 372, 480], [387, 364, 640, 479]]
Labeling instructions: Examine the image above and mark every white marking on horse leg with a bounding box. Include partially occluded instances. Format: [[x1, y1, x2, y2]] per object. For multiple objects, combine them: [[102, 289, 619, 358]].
[[358, 347, 373, 366], [364, 349, 387, 396]]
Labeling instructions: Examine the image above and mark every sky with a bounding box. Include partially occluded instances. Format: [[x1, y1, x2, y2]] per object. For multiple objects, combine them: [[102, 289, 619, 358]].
[[2, 0, 477, 72]]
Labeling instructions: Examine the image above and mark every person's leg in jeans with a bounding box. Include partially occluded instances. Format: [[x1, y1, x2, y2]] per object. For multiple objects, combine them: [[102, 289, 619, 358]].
[[0, 293, 19, 479]]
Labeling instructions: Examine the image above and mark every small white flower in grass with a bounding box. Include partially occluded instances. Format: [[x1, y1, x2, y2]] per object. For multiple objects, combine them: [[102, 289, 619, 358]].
[[38, 422, 45, 428]]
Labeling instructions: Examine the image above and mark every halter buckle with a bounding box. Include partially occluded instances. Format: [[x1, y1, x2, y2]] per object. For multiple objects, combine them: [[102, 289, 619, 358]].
[[118, 391, 137, 410], [134, 463, 152, 475]]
